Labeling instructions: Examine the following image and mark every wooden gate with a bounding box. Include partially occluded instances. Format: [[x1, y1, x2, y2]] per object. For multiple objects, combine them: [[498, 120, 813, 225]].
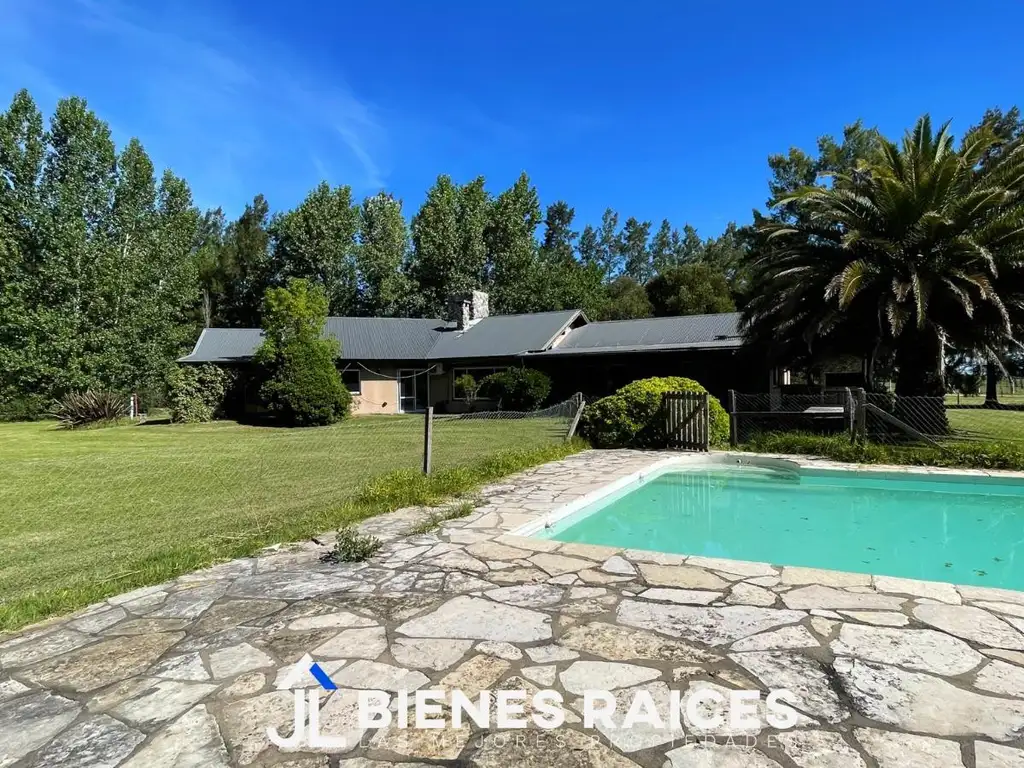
[[662, 391, 709, 451]]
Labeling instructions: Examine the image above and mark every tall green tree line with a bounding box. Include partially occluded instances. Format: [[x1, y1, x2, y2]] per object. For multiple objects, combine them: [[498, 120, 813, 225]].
[[0, 86, 746, 415], [0, 90, 200, 413]]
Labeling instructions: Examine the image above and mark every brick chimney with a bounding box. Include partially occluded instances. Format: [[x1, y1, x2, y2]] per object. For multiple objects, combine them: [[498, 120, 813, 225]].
[[446, 290, 489, 330]]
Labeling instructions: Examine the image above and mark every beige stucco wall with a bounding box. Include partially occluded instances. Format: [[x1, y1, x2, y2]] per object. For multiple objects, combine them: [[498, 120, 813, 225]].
[[351, 368, 399, 415]]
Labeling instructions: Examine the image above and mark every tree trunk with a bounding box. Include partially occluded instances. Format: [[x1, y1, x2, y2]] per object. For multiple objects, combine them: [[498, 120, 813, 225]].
[[894, 325, 945, 396], [893, 324, 948, 436], [985, 360, 1000, 407]]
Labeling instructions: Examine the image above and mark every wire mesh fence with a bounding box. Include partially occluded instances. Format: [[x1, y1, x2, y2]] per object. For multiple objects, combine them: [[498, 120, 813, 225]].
[[867, 394, 1024, 445], [730, 390, 856, 444], [428, 393, 584, 471], [0, 394, 584, 616], [728, 388, 1024, 447]]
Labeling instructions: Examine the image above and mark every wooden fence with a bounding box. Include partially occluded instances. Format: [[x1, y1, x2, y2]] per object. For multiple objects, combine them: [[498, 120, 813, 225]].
[[662, 391, 710, 451]]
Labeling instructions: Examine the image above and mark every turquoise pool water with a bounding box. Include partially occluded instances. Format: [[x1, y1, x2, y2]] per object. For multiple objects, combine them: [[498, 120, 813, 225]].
[[538, 466, 1024, 589]]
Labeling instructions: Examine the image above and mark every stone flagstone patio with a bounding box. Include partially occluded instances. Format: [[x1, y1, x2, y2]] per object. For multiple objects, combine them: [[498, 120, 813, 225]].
[[3, 449, 1024, 766]]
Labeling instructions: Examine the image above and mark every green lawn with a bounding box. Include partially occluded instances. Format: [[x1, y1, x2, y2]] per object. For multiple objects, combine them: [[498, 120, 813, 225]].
[[0, 414, 573, 630], [944, 392, 1024, 406], [946, 407, 1024, 442]]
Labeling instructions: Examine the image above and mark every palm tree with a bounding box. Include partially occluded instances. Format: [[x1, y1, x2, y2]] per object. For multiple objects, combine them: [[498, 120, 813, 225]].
[[742, 115, 1024, 398]]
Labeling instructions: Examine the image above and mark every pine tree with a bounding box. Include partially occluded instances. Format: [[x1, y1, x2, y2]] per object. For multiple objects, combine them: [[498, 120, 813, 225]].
[[649, 219, 674, 275], [486, 172, 541, 314], [596, 208, 622, 277], [0, 90, 45, 409], [37, 96, 118, 394], [219, 194, 271, 327], [577, 224, 601, 269], [621, 217, 653, 284], [271, 182, 360, 315], [409, 175, 465, 316], [357, 192, 410, 316]]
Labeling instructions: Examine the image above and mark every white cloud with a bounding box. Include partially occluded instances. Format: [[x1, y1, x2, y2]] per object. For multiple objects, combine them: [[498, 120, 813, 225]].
[[0, 0, 389, 207]]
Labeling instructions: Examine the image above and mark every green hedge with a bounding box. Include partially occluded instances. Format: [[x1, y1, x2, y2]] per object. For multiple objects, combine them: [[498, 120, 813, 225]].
[[580, 376, 729, 448]]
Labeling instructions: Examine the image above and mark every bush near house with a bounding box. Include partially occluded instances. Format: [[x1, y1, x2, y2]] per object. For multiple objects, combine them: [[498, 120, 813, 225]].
[[453, 373, 480, 409], [254, 279, 352, 427], [478, 368, 552, 411], [166, 364, 232, 423], [581, 376, 729, 448], [260, 339, 352, 426]]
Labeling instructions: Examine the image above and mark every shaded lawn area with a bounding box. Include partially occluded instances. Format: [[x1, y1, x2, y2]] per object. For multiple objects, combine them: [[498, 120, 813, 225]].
[[944, 392, 1024, 406], [946, 408, 1024, 442], [0, 415, 571, 630]]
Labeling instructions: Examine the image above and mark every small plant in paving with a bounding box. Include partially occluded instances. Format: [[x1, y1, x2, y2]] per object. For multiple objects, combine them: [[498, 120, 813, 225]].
[[321, 525, 382, 563]]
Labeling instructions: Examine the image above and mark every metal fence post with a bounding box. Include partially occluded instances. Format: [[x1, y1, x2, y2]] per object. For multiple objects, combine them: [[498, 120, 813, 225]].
[[423, 406, 433, 474], [853, 388, 866, 443], [728, 389, 738, 447], [565, 393, 585, 440]]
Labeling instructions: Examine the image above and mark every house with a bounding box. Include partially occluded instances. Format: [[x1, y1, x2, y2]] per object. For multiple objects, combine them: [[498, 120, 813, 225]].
[[178, 291, 765, 414]]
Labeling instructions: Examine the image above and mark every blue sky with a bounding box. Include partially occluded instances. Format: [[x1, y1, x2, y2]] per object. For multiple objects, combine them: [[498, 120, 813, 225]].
[[2, 0, 1022, 239]]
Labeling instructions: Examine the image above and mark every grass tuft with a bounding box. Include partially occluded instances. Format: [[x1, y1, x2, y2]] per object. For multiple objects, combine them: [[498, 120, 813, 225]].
[[742, 431, 1024, 471], [408, 500, 477, 535]]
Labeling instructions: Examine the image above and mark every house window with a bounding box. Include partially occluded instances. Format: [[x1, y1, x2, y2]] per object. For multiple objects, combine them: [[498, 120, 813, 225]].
[[451, 367, 506, 399], [341, 369, 361, 395]]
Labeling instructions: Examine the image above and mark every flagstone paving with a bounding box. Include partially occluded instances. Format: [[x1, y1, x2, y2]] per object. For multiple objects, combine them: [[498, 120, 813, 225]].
[[3, 449, 1024, 766]]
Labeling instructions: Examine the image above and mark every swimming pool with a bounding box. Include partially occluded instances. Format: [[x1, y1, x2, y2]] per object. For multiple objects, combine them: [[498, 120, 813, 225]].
[[531, 458, 1024, 590]]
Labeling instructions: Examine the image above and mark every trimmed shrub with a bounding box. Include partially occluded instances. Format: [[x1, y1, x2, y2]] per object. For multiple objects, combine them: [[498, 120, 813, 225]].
[[478, 368, 552, 411], [166, 364, 231, 423], [52, 390, 130, 429], [453, 373, 480, 408], [260, 338, 351, 427], [580, 376, 729, 448]]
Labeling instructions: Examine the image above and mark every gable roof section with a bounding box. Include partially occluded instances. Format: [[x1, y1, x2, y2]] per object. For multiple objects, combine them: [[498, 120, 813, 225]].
[[178, 310, 741, 363], [178, 328, 266, 363], [179, 317, 444, 363], [426, 309, 582, 360], [534, 312, 742, 356], [325, 317, 444, 359]]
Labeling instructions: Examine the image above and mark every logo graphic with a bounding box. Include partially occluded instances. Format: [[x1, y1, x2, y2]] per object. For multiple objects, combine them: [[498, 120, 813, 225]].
[[267, 654, 346, 750], [275, 653, 337, 691]]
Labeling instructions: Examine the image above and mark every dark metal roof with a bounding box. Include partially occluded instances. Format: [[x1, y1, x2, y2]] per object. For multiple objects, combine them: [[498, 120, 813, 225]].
[[178, 328, 266, 363], [426, 310, 581, 360], [179, 310, 741, 363], [179, 318, 444, 363], [325, 317, 444, 359], [535, 312, 742, 357]]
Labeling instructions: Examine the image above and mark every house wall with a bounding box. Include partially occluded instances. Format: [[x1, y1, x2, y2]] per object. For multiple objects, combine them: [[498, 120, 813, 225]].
[[351, 368, 399, 415], [429, 371, 450, 406], [537, 350, 768, 405]]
